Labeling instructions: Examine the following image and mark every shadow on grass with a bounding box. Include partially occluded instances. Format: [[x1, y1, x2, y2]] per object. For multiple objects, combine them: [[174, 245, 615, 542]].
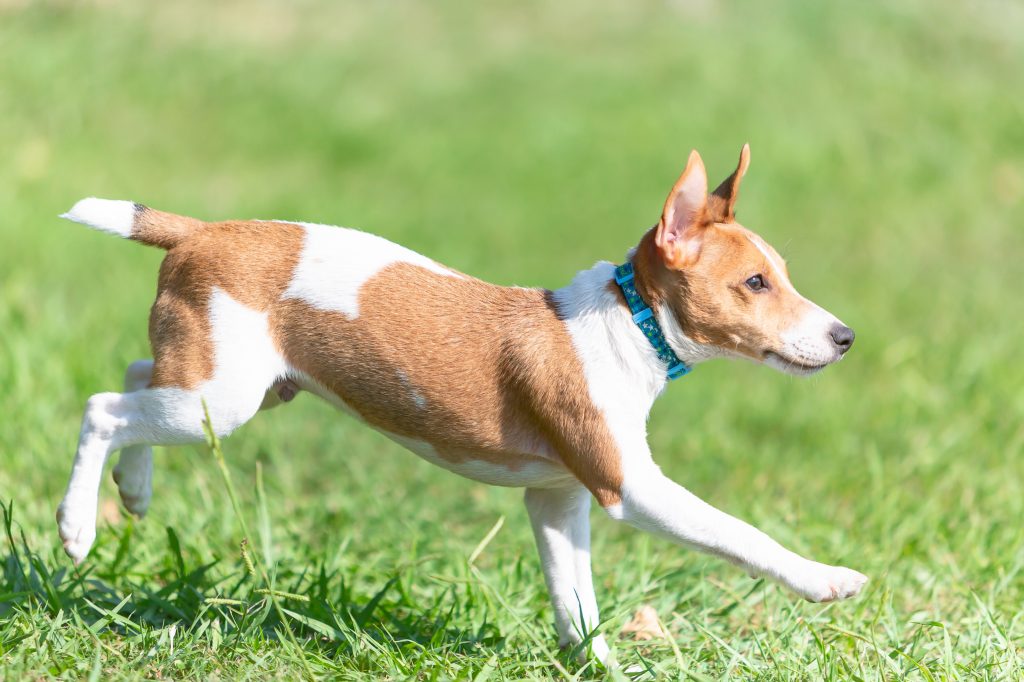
[[0, 499, 506, 665]]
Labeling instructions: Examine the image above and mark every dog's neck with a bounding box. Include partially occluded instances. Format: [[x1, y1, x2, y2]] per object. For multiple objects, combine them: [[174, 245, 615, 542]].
[[551, 258, 716, 418]]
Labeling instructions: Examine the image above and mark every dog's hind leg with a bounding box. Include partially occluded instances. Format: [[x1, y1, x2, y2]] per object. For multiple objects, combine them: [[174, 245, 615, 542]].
[[58, 381, 260, 562], [525, 485, 611, 663], [111, 360, 155, 517], [57, 375, 272, 563], [111, 359, 298, 518], [58, 291, 288, 563]]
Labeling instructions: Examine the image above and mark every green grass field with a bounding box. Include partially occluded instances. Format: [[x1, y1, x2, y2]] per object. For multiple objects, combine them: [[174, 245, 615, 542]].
[[2, 1, 1023, 678]]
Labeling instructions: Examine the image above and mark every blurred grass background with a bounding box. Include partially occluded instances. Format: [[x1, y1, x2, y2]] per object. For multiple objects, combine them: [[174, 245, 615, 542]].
[[1, 0, 1023, 678]]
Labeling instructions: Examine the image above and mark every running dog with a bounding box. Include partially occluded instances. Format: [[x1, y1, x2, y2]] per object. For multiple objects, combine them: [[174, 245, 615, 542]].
[[57, 145, 865, 661]]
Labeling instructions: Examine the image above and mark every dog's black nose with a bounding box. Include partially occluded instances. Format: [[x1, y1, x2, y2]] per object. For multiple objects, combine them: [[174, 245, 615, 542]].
[[830, 324, 855, 353]]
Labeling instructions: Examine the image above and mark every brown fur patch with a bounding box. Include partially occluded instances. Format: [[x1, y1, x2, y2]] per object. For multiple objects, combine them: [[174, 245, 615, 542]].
[[708, 143, 750, 223], [142, 214, 624, 505], [132, 206, 206, 250], [272, 264, 624, 505], [148, 219, 304, 389]]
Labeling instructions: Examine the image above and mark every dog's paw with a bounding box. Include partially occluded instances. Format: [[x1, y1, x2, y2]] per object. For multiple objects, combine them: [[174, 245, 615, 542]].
[[56, 501, 96, 565], [787, 561, 868, 603], [117, 488, 150, 518], [112, 458, 151, 518]]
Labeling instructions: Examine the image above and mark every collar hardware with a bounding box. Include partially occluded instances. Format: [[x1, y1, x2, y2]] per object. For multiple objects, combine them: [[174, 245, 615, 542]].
[[613, 262, 692, 381]]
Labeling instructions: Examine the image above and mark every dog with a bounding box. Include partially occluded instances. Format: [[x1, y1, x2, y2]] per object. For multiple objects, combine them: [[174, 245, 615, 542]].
[[57, 145, 865, 662]]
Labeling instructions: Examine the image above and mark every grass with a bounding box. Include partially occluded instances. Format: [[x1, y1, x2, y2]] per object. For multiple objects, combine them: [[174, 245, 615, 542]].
[[2, 0, 1023, 678]]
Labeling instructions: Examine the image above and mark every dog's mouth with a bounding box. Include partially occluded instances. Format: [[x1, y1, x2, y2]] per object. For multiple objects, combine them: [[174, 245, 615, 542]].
[[763, 351, 831, 376]]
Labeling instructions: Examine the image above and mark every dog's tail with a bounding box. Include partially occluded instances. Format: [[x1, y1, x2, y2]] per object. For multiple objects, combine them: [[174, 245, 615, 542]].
[[60, 198, 204, 250]]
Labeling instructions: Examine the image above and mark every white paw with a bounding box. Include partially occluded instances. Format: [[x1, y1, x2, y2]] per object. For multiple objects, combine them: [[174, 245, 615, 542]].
[[117, 487, 151, 518], [112, 459, 152, 517], [788, 561, 868, 603], [56, 501, 97, 564]]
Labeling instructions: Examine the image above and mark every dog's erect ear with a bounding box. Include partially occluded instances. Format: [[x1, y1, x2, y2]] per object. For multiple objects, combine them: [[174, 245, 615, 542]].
[[655, 150, 709, 269], [709, 143, 750, 222]]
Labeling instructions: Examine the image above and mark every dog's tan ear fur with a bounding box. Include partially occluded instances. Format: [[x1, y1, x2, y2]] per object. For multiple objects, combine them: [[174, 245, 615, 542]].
[[655, 150, 709, 269], [708, 143, 750, 223]]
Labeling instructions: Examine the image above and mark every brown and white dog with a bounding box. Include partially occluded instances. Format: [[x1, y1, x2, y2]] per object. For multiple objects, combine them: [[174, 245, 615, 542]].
[[57, 146, 865, 662]]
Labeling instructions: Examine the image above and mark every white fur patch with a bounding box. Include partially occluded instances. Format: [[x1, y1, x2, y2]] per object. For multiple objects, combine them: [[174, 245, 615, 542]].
[[282, 222, 460, 318], [201, 288, 290, 422], [603, 502, 625, 520], [773, 303, 844, 372], [121, 289, 290, 444], [61, 198, 137, 238], [551, 261, 672, 457]]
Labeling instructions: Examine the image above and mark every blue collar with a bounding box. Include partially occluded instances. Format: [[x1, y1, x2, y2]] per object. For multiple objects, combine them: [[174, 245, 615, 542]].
[[613, 262, 692, 380]]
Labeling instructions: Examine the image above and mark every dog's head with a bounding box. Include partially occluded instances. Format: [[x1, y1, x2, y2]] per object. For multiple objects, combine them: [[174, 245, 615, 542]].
[[635, 146, 853, 375]]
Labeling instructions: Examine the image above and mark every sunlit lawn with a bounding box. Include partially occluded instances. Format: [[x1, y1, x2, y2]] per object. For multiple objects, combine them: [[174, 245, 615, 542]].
[[2, 1, 1023, 678]]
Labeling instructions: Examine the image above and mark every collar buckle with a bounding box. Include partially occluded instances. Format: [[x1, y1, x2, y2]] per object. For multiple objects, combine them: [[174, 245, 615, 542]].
[[631, 308, 653, 324], [667, 362, 691, 379]]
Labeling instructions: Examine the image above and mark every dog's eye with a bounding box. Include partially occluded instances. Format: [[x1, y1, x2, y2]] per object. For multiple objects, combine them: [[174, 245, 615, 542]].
[[745, 274, 766, 291]]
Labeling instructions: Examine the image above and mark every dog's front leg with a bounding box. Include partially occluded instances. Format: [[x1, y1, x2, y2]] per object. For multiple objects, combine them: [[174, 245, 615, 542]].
[[524, 485, 611, 663], [606, 452, 867, 603]]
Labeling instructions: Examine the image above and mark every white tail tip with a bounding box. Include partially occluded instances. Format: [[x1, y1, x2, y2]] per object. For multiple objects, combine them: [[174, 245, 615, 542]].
[[60, 197, 137, 238]]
